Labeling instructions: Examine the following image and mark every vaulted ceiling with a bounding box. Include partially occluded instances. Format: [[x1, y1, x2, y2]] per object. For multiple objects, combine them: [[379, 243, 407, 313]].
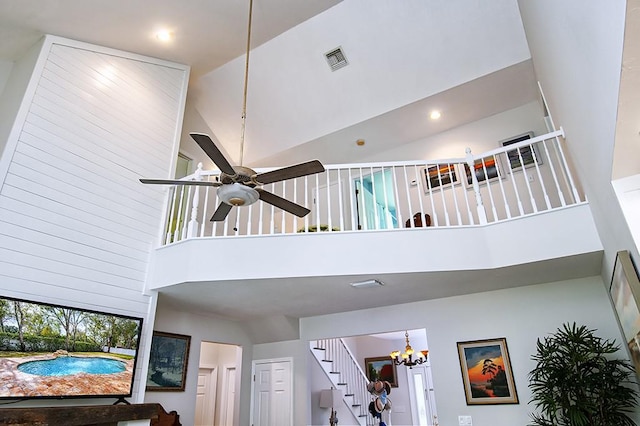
[[0, 0, 539, 166], [0, 1, 579, 330]]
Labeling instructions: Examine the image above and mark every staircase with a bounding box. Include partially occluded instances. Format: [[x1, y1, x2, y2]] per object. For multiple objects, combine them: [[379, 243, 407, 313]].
[[311, 338, 374, 426]]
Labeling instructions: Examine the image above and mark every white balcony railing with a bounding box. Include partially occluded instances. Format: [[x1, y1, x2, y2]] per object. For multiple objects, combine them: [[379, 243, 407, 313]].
[[159, 129, 584, 244]]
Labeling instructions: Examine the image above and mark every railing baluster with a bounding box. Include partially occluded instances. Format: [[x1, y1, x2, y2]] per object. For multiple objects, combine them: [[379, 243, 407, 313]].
[[281, 181, 286, 234], [337, 169, 345, 232], [164, 186, 177, 244], [414, 165, 426, 224], [325, 169, 333, 231], [315, 174, 321, 230], [503, 151, 522, 217], [357, 169, 367, 230], [402, 165, 414, 227], [544, 136, 568, 206]]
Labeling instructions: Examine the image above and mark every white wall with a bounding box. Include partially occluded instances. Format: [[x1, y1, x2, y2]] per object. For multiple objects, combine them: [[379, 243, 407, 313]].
[[295, 276, 635, 425], [0, 35, 189, 404], [517, 1, 638, 279], [148, 300, 253, 426], [0, 59, 14, 98], [193, 0, 531, 164], [252, 339, 310, 426], [360, 101, 547, 163]]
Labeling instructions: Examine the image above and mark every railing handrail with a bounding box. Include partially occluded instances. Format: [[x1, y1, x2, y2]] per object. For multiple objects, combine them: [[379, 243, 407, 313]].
[[181, 129, 565, 179]]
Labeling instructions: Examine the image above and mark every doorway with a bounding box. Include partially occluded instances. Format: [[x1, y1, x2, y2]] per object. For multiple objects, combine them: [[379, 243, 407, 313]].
[[310, 329, 435, 426], [407, 364, 439, 426], [195, 341, 242, 426], [353, 168, 398, 230], [250, 357, 293, 426]]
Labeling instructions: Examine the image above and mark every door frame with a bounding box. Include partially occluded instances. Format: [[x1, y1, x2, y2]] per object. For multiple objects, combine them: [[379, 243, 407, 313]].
[[249, 357, 294, 426]]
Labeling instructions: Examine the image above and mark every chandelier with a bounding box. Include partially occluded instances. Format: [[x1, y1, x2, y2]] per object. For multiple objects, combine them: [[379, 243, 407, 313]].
[[390, 331, 429, 368]]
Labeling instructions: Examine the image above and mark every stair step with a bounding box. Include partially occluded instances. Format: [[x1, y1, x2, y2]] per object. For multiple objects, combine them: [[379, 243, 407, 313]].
[[345, 393, 354, 397], [352, 404, 361, 408], [313, 347, 325, 350], [337, 382, 347, 386], [322, 359, 332, 363], [329, 371, 339, 374]]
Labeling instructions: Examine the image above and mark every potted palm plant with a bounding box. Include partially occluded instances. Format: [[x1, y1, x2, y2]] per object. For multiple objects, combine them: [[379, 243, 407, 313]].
[[528, 322, 639, 425]]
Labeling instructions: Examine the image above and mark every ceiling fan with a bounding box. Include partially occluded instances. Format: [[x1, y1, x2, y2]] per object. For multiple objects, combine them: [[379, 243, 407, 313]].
[[139, 0, 325, 222]]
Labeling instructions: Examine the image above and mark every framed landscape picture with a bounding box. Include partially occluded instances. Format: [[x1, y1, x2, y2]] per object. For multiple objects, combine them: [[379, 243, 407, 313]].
[[146, 331, 191, 391], [609, 250, 640, 375], [464, 156, 501, 187], [365, 356, 398, 387], [500, 131, 541, 171], [457, 338, 518, 405], [422, 163, 458, 192]]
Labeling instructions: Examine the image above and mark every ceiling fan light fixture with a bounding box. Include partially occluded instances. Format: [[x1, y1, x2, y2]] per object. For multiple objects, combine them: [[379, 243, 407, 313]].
[[217, 183, 259, 206]]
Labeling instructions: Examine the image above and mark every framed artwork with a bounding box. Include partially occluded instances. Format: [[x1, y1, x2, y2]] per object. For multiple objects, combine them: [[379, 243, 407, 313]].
[[422, 163, 458, 192], [456, 338, 519, 405], [500, 131, 541, 171], [609, 250, 640, 375], [464, 156, 502, 187], [146, 331, 191, 391], [365, 356, 398, 387]]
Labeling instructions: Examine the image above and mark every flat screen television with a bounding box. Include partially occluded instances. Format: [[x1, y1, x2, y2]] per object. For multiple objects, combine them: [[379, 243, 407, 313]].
[[0, 295, 143, 400]]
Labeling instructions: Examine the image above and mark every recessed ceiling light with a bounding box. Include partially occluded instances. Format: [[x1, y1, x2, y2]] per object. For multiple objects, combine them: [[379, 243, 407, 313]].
[[156, 30, 174, 42], [356, 139, 365, 146], [350, 279, 384, 288], [430, 110, 441, 120]]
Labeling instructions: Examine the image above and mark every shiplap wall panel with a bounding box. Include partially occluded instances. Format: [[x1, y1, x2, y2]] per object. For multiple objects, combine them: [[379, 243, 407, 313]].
[[11, 146, 161, 222], [47, 48, 177, 147], [4, 164, 159, 238], [0, 37, 188, 367], [29, 91, 169, 177], [13, 134, 162, 219], [0, 182, 157, 246], [0, 274, 150, 316], [2, 174, 159, 245]]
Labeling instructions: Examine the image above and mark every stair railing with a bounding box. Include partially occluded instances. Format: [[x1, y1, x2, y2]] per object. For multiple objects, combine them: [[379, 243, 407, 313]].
[[314, 338, 375, 425]]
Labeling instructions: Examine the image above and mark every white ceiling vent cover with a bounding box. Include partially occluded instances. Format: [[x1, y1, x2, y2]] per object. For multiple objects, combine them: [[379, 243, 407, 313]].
[[325, 47, 348, 71]]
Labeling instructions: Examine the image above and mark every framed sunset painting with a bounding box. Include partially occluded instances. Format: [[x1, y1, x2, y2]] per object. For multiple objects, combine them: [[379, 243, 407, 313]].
[[609, 250, 640, 376], [456, 338, 518, 405]]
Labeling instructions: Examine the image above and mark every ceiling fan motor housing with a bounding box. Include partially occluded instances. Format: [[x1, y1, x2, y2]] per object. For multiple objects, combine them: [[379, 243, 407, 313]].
[[217, 183, 259, 206]]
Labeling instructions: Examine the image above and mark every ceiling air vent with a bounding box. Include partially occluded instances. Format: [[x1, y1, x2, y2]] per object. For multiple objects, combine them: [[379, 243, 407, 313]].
[[325, 47, 348, 71]]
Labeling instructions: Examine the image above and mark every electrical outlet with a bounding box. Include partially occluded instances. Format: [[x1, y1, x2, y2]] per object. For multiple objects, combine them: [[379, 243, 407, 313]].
[[458, 415, 472, 426]]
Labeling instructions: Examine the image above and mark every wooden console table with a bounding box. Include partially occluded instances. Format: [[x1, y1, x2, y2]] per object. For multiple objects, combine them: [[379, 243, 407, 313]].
[[0, 403, 180, 426]]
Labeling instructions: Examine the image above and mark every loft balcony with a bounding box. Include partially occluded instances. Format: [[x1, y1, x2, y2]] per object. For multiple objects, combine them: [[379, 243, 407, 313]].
[[147, 129, 603, 293]]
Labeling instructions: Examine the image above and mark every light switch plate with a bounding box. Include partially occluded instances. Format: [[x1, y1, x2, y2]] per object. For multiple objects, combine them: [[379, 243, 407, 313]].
[[458, 415, 472, 426]]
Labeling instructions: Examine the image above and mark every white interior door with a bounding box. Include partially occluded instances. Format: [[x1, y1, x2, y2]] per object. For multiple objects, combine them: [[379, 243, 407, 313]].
[[220, 365, 236, 426], [195, 367, 217, 426], [251, 359, 292, 426], [407, 365, 438, 426]]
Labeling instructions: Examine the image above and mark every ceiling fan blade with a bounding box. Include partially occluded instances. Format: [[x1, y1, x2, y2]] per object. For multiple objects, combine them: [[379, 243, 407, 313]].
[[254, 160, 325, 185], [210, 203, 233, 221], [256, 188, 311, 217], [190, 133, 237, 177], [139, 178, 221, 187]]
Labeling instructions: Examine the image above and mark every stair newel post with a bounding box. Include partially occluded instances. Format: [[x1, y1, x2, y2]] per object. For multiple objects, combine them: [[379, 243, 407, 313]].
[[466, 148, 488, 224], [187, 162, 204, 238]]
